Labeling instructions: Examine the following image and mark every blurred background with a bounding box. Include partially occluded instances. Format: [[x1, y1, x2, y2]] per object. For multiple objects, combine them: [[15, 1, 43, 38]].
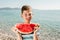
[[0, 0, 60, 40]]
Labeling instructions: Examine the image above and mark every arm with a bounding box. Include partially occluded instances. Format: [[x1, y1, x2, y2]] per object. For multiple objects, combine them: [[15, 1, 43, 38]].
[[11, 27, 20, 34], [11, 27, 17, 33]]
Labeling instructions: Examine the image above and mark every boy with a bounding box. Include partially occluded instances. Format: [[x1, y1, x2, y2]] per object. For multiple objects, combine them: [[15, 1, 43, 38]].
[[11, 5, 40, 40]]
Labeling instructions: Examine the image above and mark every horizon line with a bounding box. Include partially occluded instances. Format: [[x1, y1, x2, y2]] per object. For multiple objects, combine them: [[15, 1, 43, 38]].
[[0, 7, 60, 10]]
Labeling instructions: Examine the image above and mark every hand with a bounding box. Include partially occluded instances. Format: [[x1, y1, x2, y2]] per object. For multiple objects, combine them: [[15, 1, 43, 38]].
[[34, 24, 40, 33], [11, 27, 20, 34]]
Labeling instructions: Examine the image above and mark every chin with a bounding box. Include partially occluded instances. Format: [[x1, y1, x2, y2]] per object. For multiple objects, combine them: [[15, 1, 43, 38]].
[[28, 19, 31, 21], [26, 19, 31, 21]]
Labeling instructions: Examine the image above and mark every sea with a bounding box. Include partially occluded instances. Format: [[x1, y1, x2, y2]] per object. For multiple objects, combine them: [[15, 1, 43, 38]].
[[0, 9, 60, 40]]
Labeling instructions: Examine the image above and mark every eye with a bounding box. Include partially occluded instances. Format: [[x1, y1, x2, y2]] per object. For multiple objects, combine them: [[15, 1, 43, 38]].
[[29, 13, 31, 16], [25, 14, 27, 16]]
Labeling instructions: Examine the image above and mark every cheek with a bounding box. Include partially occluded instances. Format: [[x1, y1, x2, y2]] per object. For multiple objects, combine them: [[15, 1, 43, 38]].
[[28, 16, 32, 18], [30, 16, 32, 18], [30, 17, 32, 18], [23, 16, 27, 19], [23, 16, 26, 19]]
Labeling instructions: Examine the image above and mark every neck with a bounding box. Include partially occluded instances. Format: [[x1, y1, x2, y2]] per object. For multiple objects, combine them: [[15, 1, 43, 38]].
[[24, 20, 30, 24]]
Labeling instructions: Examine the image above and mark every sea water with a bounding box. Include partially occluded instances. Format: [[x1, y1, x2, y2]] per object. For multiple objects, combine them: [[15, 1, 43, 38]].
[[0, 9, 60, 40]]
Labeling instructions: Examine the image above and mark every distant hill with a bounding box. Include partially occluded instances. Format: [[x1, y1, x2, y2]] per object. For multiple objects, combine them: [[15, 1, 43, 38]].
[[0, 7, 20, 10]]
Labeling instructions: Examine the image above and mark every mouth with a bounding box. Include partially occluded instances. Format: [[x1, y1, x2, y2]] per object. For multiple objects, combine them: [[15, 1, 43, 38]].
[[26, 18, 31, 20]]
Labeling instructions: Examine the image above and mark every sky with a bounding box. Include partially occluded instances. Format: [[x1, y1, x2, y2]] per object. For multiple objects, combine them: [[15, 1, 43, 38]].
[[0, 0, 60, 10]]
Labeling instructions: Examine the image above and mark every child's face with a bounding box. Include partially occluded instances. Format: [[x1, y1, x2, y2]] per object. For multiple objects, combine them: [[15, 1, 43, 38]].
[[22, 10, 32, 22]]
